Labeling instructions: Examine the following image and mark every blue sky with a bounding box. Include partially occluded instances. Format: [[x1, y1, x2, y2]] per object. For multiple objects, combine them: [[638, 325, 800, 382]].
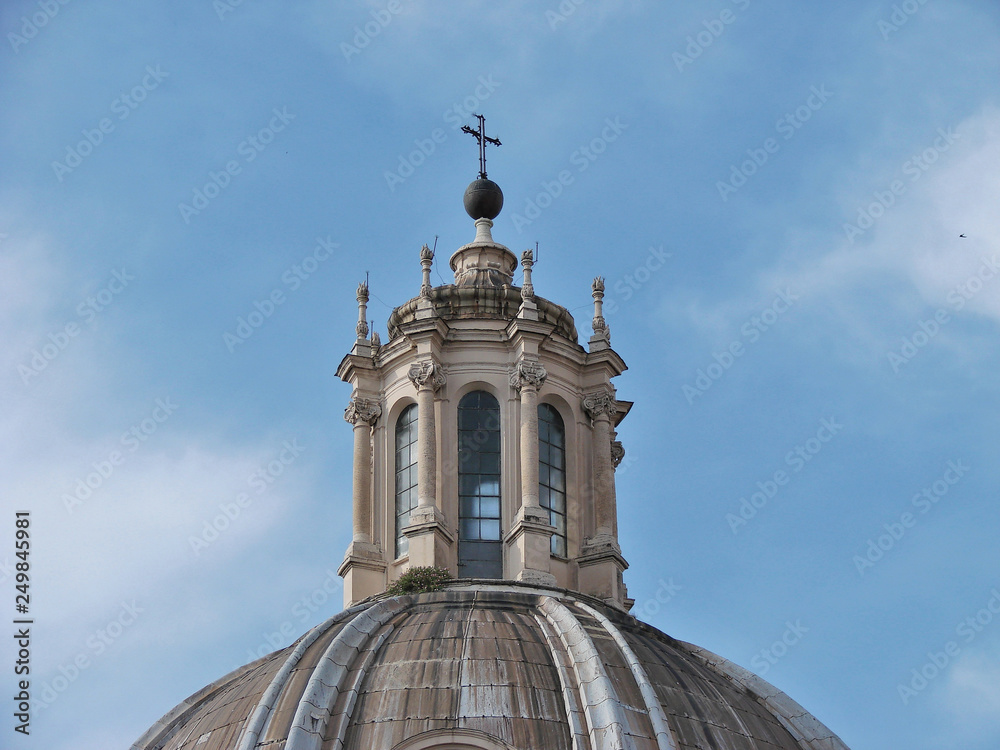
[[2, 1, 999, 748]]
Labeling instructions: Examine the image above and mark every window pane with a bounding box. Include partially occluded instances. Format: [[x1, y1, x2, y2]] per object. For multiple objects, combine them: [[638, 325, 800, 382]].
[[539, 484, 550, 509], [550, 468, 565, 492], [480, 453, 500, 474], [460, 496, 479, 518], [551, 535, 566, 557], [480, 519, 501, 540], [480, 496, 500, 518], [552, 491, 565, 514], [461, 518, 479, 540], [460, 475, 480, 496], [479, 478, 499, 497]]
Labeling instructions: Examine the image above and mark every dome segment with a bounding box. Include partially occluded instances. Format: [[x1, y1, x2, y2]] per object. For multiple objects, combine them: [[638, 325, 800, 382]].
[[131, 583, 851, 750]]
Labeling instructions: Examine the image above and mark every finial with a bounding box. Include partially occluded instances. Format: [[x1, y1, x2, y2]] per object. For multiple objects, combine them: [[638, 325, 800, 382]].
[[356, 280, 369, 340], [591, 276, 609, 341], [461, 113, 501, 180], [420, 244, 434, 298], [521, 249, 535, 299]]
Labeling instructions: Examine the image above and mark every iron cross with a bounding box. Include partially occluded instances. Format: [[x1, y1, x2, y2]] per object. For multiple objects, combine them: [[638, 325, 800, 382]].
[[461, 114, 501, 179]]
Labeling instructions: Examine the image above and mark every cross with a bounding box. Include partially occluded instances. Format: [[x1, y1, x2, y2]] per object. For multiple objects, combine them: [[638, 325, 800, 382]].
[[461, 114, 501, 179]]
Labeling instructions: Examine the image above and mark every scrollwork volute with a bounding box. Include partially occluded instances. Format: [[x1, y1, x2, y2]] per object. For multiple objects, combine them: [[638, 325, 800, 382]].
[[509, 359, 547, 391], [407, 359, 447, 391], [611, 440, 625, 469], [344, 397, 381, 426], [582, 390, 618, 420]]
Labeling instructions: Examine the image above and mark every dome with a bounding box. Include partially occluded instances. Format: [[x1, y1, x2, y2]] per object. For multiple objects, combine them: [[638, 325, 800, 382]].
[[132, 582, 848, 750]]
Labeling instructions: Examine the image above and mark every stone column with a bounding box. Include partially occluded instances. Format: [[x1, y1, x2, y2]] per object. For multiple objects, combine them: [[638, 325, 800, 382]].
[[506, 359, 556, 586], [512, 360, 546, 511], [344, 397, 381, 543], [578, 388, 629, 609], [339, 395, 385, 606], [583, 390, 618, 538], [402, 359, 453, 570], [407, 359, 446, 510]]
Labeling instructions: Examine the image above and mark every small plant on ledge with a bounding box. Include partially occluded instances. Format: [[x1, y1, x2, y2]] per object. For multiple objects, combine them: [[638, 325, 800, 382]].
[[385, 566, 452, 596]]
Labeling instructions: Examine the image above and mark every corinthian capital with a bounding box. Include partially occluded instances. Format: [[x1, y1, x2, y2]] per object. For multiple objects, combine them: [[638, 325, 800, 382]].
[[509, 359, 547, 391], [407, 359, 446, 391], [344, 397, 381, 426], [582, 390, 618, 419]]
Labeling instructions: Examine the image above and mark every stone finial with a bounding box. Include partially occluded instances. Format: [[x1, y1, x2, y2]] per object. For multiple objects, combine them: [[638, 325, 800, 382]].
[[509, 359, 547, 391], [356, 281, 370, 340], [420, 244, 434, 298], [370, 330, 381, 349], [521, 249, 535, 299], [583, 390, 618, 420], [591, 276, 609, 341], [344, 397, 381, 426], [408, 359, 447, 391]]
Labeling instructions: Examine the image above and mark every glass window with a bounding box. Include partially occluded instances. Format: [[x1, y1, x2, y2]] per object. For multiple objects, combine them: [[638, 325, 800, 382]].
[[538, 403, 568, 557], [394, 404, 419, 558], [457, 391, 502, 578]]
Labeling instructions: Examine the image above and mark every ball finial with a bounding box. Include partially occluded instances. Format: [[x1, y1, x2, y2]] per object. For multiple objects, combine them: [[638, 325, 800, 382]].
[[464, 178, 504, 220]]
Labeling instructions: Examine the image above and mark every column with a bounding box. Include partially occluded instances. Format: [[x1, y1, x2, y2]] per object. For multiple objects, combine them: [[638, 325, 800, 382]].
[[583, 390, 618, 538], [344, 396, 381, 543], [513, 361, 546, 512], [507, 358, 556, 586], [339, 395, 385, 606], [402, 359, 453, 570], [407, 359, 446, 510]]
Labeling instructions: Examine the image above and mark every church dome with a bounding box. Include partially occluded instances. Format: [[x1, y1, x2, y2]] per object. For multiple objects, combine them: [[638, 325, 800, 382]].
[[132, 582, 848, 750]]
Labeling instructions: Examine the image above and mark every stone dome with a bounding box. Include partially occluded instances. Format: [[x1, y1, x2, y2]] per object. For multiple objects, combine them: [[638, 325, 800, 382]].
[[132, 582, 848, 750]]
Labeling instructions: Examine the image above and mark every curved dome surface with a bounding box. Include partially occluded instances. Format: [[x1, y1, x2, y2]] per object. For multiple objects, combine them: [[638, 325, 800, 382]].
[[132, 582, 848, 750]]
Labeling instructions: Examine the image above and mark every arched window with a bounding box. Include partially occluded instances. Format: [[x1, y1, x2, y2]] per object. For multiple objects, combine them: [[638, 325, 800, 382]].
[[457, 391, 502, 578], [538, 403, 567, 557], [394, 404, 418, 558]]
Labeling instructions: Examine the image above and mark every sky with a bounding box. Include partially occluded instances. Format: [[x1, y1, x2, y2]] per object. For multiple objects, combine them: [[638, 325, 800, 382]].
[[1, 1, 999, 748]]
